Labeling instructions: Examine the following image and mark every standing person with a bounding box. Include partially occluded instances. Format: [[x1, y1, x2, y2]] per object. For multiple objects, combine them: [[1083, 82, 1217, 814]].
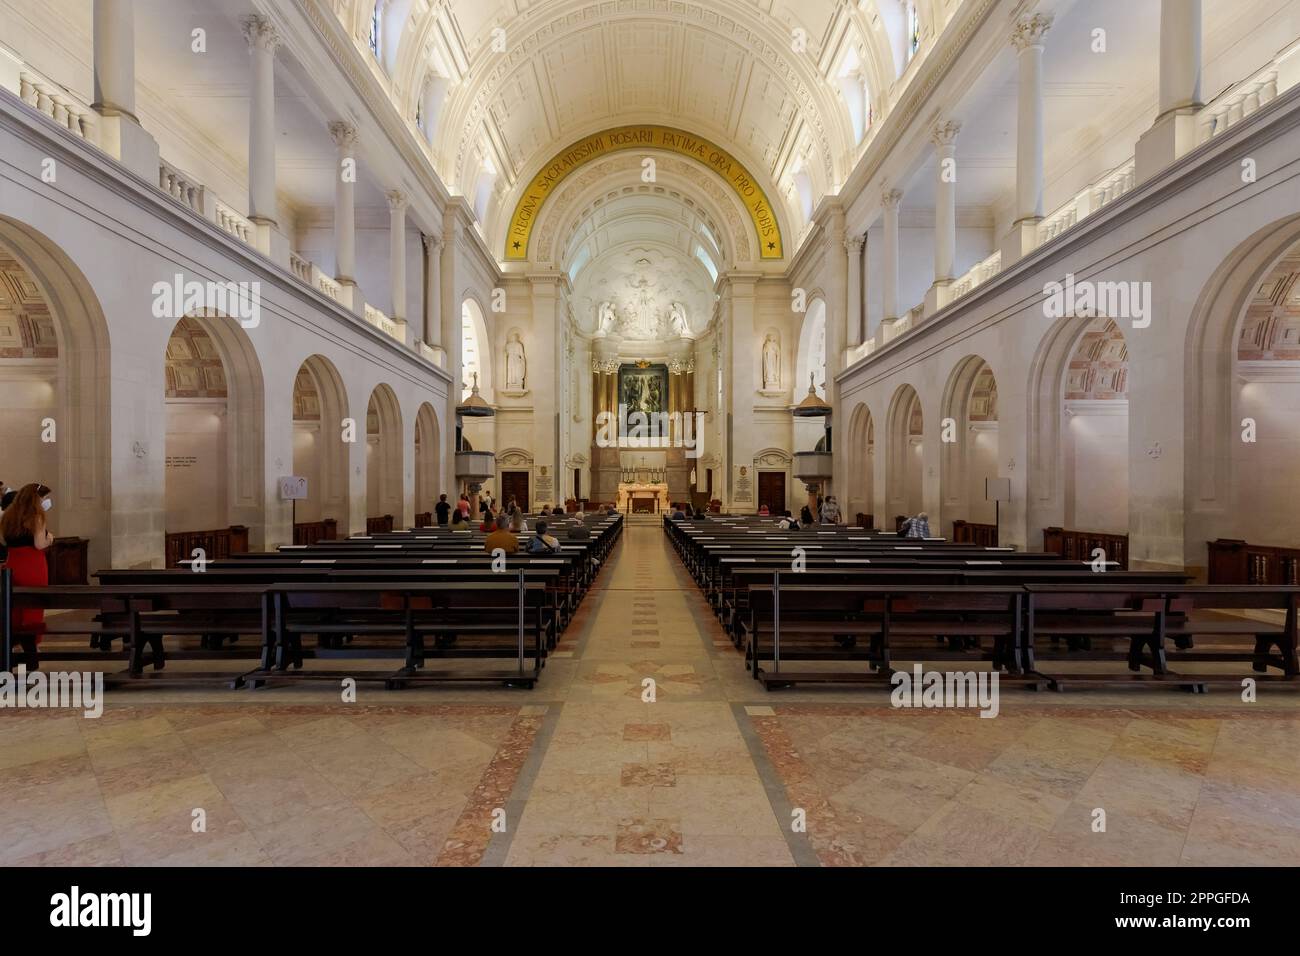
[[800, 505, 815, 528], [901, 512, 931, 539], [1, 483, 55, 669], [435, 494, 451, 526]]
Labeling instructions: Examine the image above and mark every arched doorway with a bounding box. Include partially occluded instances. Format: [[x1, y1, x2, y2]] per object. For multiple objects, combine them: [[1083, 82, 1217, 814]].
[[366, 383, 403, 528], [414, 401, 441, 519], [291, 355, 349, 540], [940, 356, 1000, 536], [0, 219, 111, 571], [162, 314, 265, 562], [845, 402, 875, 526], [886, 383, 923, 524]]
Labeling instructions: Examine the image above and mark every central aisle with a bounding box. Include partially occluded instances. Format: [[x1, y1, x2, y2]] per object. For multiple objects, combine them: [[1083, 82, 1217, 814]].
[[500, 519, 799, 865]]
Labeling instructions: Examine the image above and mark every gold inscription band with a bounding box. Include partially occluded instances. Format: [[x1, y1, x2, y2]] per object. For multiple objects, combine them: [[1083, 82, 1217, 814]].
[[504, 125, 783, 261]]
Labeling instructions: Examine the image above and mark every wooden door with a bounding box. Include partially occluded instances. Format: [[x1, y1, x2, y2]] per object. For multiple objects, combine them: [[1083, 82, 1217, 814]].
[[501, 471, 530, 510], [757, 471, 786, 515]]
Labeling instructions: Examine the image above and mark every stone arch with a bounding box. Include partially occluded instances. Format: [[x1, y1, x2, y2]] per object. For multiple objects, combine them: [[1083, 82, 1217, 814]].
[[939, 355, 1000, 535], [414, 400, 441, 517], [291, 354, 350, 532], [1185, 215, 1300, 564], [845, 401, 875, 525], [1028, 310, 1130, 540], [0, 216, 112, 570], [162, 312, 266, 551], [366, 383, 403, 523], [885, 382, 924, 521]]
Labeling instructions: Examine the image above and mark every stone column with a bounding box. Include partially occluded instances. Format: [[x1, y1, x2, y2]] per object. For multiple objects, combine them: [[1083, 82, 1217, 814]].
[[1002, 13, 1052, 264], [241, 15, 281, 229], [881, 188, 903, 328], [328, 122, 360, 308], [846, 235, 864, 348], [92, 0, 137, 118], [927, 120, 961, 315], [421, 233, 443, 350], [387, 190, 408, 324], [91, 0, 159, 180], [1136, 0, 1203, 181]]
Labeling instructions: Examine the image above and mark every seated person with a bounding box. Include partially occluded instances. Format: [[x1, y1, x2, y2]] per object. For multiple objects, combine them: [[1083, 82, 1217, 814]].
[[552, 506, 565, 516], [450, 509, 470, 531], [527, 519, 562, 553], [605, 504, 618, 516], [565, 520, 591, 540], [484, 513, 519, 553], [671, 503, 687, 520], [692, 507, 707, 521], [901, 512, 931, 539], [758, 504, 770, 516], [800, 505, 815, 527], [777, 510, 798, 530]]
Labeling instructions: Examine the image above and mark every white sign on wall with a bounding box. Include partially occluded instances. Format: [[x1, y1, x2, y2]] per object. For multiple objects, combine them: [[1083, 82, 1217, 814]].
[[279, 475, 308, 500]]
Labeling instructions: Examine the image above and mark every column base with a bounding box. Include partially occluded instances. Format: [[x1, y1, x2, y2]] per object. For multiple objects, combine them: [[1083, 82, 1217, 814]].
[[251, 218, 290, 268], [95, 111, 160, 184], [1135, 106, 1201, 184], [924, 279, 953, 317], [336, 279, 365, 317], [1000, 218, 1041, 268]]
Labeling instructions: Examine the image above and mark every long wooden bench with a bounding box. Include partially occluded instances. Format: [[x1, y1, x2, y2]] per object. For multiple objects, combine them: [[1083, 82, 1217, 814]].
[[3, 569, 550, 689]]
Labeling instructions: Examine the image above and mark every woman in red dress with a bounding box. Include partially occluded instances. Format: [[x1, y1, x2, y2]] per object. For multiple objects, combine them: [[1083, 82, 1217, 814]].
[[2, 483, 54, 669]]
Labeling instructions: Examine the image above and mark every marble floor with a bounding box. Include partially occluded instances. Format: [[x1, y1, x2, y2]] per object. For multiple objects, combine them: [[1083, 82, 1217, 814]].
[[3, 520, 1299, 866]]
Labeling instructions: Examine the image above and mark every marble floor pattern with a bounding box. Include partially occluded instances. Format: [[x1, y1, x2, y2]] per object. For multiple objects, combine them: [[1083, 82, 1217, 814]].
[[2, 518, 1299, 866]]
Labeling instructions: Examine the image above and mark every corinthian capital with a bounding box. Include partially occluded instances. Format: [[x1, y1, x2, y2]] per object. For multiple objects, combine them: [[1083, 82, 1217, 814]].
[[1011, 12, 1053, 51], [386, 189, 408, 211], [881, 187, 903, 209], [328, 121, 358, 148], [931, 119, 962, 149], [241, 14, 282, 53]]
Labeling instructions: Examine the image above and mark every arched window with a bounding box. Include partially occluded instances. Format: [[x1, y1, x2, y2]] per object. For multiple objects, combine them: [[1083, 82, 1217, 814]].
[[368, 1, 382, 57], [461, 299, 485, 401], [906, 2, 920, 62]]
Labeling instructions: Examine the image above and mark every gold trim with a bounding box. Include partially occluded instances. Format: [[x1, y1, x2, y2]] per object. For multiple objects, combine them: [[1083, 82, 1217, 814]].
[[504, 125, 783, 260]]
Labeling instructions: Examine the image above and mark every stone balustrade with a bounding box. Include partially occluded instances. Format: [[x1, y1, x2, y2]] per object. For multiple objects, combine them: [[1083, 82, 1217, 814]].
[[289, 251, 313, 284], [158, 159, 205, 214], [1037, 157, 1136, 246], [950, 249, 1002, 300], [1196, 39, 1299, 144], [0, 45, 98, 147]]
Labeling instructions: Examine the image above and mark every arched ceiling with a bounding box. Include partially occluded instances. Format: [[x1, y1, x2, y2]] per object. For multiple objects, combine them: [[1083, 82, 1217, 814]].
[[332, 0, 962, 262]]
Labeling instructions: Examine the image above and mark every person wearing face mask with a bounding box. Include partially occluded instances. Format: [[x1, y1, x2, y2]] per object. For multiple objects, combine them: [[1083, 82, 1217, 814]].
[[1, 483, 55, 668]]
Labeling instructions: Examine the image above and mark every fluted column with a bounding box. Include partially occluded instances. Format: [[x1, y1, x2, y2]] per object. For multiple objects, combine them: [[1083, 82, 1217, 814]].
[[387, 190, 408, 322], [845, 235, 864, 348], [881, 188, 903, 326], [1002, 14, 1052, 263], [241, 15, 281, 228], [328, 122, 358, 290], [92, 0, 137, 119], [421, 233, 443, 349]]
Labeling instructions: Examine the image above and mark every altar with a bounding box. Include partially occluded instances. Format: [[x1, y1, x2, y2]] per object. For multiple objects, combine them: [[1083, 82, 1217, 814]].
[[618, 482, 670, 514]]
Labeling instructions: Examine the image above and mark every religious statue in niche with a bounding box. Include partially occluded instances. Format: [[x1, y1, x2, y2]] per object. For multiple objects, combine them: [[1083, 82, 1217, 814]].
[[504, 331, 526, 391], [597, 301, 617, 335], [668, 302, 689, 337], [623, 276, 664, 339], [762, 333, 781, 390]]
